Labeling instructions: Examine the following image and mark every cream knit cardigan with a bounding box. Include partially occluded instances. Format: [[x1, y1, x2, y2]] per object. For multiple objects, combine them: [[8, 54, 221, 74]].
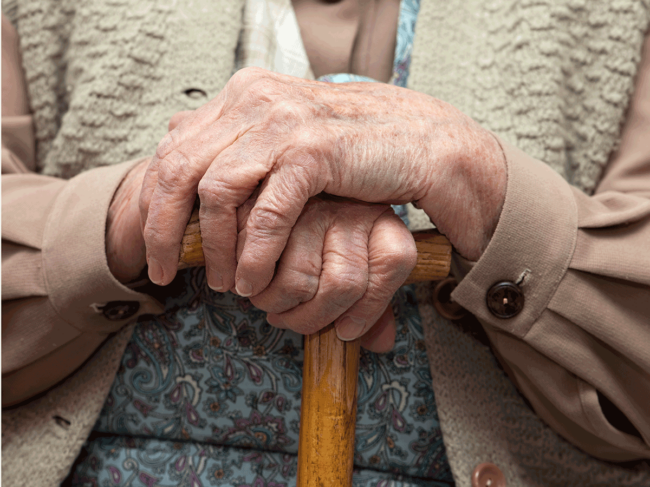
[[3, 0, 650, 485]]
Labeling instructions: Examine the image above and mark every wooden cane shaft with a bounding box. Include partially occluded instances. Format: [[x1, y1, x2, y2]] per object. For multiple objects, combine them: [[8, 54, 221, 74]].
[[177, 206, 452, 487], [178, 207, 452, 282], [297, 324, 360, 486]]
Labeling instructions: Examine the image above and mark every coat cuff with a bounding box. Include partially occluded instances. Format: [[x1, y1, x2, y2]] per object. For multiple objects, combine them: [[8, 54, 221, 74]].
[[42, 159, 163, 336], [451, 137, 578, 337]]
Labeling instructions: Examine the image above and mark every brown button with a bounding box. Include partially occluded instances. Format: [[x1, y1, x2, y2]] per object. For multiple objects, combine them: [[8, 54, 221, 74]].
[[101, 301, 140, 321], [486, 281, 524, 319], [472, 462, 506, 487], [432, 277, 467, 321]]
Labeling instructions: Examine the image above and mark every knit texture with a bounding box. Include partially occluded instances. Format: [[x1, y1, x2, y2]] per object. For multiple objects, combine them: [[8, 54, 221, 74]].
[[408, 2, 650, 482], [13, 0, 244, 178], [4, 0, 650, 485], [409, 0, 650, 195], [415, 283, 650, 487]]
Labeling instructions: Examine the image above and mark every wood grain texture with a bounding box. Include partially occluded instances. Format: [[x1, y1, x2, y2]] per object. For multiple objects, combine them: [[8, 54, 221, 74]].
[[297, 324, 360, 487], [178, 206, 452, 281], [177, 206, 203, 270]]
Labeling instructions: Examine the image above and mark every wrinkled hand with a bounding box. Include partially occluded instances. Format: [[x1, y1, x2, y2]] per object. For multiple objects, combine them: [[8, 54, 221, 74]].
[[236, 194, 416, 350], [110, 110, 413, 350], [140, 67, 506, 298]]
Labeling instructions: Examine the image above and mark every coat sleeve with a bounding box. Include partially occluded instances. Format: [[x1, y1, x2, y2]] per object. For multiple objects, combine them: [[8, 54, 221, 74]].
[[451, 33, 650, 461], [1, 14, 163, 407]]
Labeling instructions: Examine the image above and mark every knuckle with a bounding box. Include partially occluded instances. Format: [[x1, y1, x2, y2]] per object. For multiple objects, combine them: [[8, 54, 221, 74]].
[[269, 99, 302, 121], [374, 216, 418, 280], [232, 66, 265, 84], [197, 178, 228, 209], [239, 75, 278, 106], [157, 150, 195, 191], [283, 271, 319, 302], [289, 126, 318, 151], [248, 204, 291, 234], [252, 76, 277, 94], [168, 111, 190, 131], [228, 68, 251, 89], [251, 272, 318, 313], [155, 132, 175, 160], [399, 235, 419, 273]]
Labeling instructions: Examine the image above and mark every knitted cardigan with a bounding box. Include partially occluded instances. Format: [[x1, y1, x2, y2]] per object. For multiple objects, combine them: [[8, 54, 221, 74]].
[[3, 0, 650, 485]]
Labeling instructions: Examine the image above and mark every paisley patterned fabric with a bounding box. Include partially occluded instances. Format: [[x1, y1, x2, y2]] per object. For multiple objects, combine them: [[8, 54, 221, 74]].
[[71, 0, 454, 485]]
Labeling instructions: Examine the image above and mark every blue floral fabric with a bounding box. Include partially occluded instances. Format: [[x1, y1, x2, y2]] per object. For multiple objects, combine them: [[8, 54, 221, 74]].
[[71, 0, 454, 485]]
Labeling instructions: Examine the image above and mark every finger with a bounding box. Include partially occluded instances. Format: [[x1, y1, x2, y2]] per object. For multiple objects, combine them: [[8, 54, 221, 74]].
[[150, 66, 272, 170], [139, 92, 229, 236], [198, 138, 287, 292], [139, 70, 260, 281], [142, 69, 330, 288], [143, 102, 270, 286], [358, 306, 396, 353], [335, 210, 417, 341], [168, 110, 194, 131], [265, 209, 376, 335], [235, 153, 327, 296], [249, 202, 327, 313]]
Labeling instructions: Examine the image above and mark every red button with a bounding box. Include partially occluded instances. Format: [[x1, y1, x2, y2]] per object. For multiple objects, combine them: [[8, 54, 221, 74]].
[[472, 462, 506, 487]]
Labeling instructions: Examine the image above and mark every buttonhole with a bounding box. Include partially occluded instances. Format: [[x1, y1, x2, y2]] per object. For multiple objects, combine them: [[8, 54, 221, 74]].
[[90, 302, 107, 313], [53, 415, 72, 429], [183, 88, 207, 99]]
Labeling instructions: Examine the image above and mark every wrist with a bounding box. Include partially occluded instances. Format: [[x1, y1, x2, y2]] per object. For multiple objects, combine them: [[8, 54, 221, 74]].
[[106, 159, 149, 283], [418, 128, 507, 261]]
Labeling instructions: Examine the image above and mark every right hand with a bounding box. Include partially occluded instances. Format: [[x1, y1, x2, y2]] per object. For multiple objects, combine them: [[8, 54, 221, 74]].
[[237, 194, 416, 351]]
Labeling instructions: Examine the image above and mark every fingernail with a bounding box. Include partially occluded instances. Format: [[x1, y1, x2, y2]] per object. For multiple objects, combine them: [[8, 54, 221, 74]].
[[235, 278, 253, 297], [208, 270, 225, 292], [336, 316, 366, 341], [148, 257, 164, 285]]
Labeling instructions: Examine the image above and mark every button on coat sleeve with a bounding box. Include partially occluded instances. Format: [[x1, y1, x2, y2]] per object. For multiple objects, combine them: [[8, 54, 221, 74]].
[[1, 15, 162, 407], [2, 156, 164, 407], [451, 33, 650, 461]]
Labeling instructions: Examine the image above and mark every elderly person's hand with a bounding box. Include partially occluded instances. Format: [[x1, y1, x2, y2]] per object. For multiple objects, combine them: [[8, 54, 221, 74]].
[[239, 193, 416, 349], [140, 67, 507, 298], [108, 110, 415, 348], [106, 111, 194, 284]]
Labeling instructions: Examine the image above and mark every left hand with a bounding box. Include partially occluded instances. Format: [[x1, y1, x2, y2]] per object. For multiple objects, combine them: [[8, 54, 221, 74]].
[[106, 158, 149, 283], [140, 67, 506, 296], [105, 111, 194, 283], [168, 110, 414, 349]]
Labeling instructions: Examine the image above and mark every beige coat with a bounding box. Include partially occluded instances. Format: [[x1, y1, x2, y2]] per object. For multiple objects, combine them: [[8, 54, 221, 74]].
[[2, 0, 650, 485]]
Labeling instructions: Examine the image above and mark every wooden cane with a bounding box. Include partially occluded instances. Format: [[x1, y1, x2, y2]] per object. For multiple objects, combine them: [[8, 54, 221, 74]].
[[178, 207, 452, 486]]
